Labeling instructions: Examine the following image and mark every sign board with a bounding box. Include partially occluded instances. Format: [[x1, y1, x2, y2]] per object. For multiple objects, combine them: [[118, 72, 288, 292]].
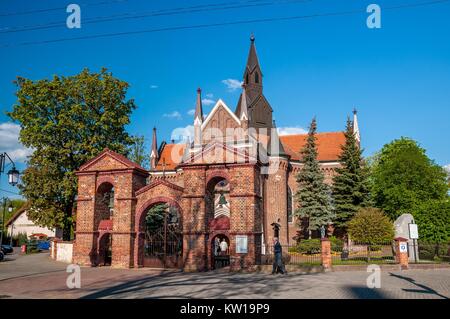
[[235, 235, 248, 254], [409, 223, 419, 239], [399, 242, 408, 253]]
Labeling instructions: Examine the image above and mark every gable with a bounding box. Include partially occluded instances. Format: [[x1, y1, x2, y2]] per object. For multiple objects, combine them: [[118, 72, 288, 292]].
[[78, 148, 147, 173], [250, 95, 272, 128], [202, 99, 241, 134]]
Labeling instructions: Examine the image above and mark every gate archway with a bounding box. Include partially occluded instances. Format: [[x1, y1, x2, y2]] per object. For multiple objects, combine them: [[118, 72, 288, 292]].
[[136, 198, 183, 268]]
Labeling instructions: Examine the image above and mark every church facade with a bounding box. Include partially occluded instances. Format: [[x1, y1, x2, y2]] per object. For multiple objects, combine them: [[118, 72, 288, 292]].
[[73, 37, 360, 270]]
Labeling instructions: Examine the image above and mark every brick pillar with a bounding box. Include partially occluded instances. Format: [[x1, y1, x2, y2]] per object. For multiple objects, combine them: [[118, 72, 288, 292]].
[[321, 238, 332, 271], [395, 237, 409, 270]]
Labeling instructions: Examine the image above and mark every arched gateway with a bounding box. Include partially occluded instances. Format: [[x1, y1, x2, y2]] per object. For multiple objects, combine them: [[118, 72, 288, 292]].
[[73, 147, 263, 271]]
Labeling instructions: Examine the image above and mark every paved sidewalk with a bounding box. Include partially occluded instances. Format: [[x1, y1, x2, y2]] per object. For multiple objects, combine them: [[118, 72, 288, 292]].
[[1, 252, 449, 299]]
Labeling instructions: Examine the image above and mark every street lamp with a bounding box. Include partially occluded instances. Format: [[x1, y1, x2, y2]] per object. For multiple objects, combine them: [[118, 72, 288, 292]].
[[1, 152, 20, 186]]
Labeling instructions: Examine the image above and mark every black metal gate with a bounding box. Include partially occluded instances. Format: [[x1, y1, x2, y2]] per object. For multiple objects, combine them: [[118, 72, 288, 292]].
[[144, 206, 182, 268]]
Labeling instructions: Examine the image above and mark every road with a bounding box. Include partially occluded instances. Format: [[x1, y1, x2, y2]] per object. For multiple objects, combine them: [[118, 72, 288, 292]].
[[0, 250, 449, 299]]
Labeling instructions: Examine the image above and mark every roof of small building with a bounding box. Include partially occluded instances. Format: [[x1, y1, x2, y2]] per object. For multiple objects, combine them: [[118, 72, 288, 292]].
[[5, 202, 31, 227]]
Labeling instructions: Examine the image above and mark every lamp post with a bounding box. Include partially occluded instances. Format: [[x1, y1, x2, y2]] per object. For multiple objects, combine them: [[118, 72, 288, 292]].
[[1, 199, 14, 246], [0, 152, 20, 246]]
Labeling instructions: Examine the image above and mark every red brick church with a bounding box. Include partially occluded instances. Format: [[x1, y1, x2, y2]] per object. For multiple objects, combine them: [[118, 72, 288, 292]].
[[73, 36, 360, 270]]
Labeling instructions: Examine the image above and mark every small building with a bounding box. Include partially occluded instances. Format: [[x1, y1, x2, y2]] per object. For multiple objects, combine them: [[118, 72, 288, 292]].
[[6, 204, 62, 241]]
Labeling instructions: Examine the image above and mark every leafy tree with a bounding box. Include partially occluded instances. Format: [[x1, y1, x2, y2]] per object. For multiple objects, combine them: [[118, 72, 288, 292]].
[[412, 200, 450, 244], [145, 204, 168, 233], [332, 117, 371, 232], [8, 68, 136, 240], [295, 118, 333, 239], [371, 137, 448, 220], [128, 135, 149, 169], [348, 207, 395, 244]]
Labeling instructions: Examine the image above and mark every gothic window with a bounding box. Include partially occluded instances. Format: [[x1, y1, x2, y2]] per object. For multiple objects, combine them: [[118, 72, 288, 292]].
[[255, 72, 259, 84], [287, 186, 293, 223], [246, 73, 249, 84]]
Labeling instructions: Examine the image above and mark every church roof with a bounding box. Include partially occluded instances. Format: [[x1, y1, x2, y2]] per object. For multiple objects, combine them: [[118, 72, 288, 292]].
[[279, 132, 345, 162], [154, 143, 186, 170]]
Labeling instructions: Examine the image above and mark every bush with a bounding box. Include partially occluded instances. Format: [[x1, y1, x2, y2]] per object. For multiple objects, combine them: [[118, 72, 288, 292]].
[[330, 236, 344, 252], [348, 207, 395, 244], [418, 243, 449, 260], [13, 232, 28, 247], [295, 239, 321, 255]]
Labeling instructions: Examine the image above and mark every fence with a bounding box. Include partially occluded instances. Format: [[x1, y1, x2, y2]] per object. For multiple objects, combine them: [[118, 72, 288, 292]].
[[331, 241, 396, 265], [408, 242, 450, 264], [261, 244, 322, 266]]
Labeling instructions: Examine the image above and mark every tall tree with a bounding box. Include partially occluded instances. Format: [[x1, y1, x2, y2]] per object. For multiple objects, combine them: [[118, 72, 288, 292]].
[[332, 117, 371, 232], [294, 118, 333, 239], [128, 135, 149, 169], [8, 68, 136, 240], [371, 137, 448, 220]]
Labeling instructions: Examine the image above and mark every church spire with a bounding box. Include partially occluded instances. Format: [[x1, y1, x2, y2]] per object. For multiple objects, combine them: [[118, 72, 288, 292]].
[[243, 34, 263, 100], [193, 88, 203, 147], [150, 126, 158, 169], [353, 108, 361, 143], [240, 84, 250, 122], [194, 87, 203, 124]]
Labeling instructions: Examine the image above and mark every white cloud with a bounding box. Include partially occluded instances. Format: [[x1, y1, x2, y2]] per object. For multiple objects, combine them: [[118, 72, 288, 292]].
[[150, 85, 158, 89], [202, 98, 215, 106], [163, 111, 182, 120], [205, 93, 214, 98], [277, 126, 308, 136], [171, 125, 194, 143], [221, 79, 243, 91], [444, 164, 450, 174], [0, 122, 33, 162], [187, 109, 195, 116]]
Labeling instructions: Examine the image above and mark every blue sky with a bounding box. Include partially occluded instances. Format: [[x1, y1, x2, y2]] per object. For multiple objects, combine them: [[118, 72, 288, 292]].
[[1, 0, 450, 197]]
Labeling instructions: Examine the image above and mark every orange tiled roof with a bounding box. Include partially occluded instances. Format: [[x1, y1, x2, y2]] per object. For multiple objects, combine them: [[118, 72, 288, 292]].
[[155, 144, 186, 170], [153, 132, 344, 170], [279, 132, 345, 162]]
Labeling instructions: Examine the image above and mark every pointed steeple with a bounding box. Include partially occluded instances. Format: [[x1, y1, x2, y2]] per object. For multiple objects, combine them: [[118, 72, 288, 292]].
[[243, 34, 263, 101], [239, 84, 250, 122], [194, 87, 203, 125], [353, 108, 361, 143], [150, 127, 158, 169], [193, 88, 203, 147]]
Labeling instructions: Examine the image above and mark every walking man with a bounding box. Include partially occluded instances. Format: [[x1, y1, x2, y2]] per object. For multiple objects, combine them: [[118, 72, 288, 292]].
[[272, 237, 287, 275]]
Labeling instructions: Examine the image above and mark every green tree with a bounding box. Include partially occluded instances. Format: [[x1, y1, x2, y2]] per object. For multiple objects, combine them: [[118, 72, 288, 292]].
[[128, 135, 149, 169], [371, 137, 448, 220], [145, 204, 168, 233], [413, 200, 450, 244], [295, 118, 333, 239], [348, 207, 395, 244], [8, 68, 136, 240], [332, 118, 371, 232]]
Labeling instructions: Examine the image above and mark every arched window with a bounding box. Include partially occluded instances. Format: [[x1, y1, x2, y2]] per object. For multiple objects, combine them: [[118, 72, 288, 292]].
[[287, 187, 293, 223], [255, 72, 259, 84], [246, 72, 249, 84]]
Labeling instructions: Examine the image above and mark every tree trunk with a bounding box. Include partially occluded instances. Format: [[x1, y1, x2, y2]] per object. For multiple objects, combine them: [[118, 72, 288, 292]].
[[62, 205, 73, 241], [367, 245, 371, 262]]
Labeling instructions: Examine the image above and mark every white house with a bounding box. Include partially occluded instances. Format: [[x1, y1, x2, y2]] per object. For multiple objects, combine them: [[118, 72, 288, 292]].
[[5, 204, 62, 240]]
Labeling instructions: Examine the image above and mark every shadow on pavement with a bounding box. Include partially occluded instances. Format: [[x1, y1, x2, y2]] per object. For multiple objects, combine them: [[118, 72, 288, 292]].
[[389, 272, 449, 299]]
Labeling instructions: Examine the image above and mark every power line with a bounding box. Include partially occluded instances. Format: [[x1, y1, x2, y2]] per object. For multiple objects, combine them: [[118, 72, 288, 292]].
[[0, 0, 130, 17], [0, 0, 311, 34], [0, 188, 20, 196], [1, 0, 449, 48]]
